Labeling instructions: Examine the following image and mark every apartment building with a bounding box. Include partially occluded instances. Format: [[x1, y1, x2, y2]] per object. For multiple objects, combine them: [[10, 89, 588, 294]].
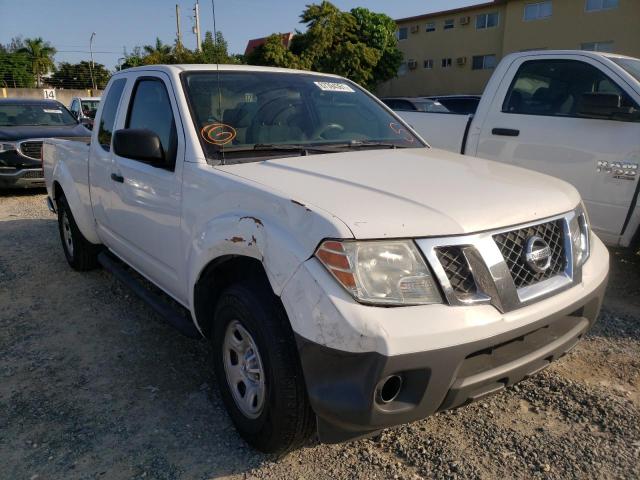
[[378, 0, 640, 97]]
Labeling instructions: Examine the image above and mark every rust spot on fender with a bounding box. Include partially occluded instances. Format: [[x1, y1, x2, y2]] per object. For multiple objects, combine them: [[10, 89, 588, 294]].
[[291, 199, 312, 212], [227, 236, 245, 243], [240, 216, 264, 227], [248, 235, 257, 246]]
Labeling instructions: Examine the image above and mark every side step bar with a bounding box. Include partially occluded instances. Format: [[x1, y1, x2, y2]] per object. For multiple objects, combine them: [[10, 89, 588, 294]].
[[98, 251, 201, 339]]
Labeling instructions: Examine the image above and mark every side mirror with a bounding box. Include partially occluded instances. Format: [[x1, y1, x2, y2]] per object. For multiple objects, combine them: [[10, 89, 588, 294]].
[[113, 129, 164, 165], [577, 92, 625, 117]]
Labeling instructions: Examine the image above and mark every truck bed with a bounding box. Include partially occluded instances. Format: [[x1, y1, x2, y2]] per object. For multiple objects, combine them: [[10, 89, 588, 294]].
[[399, 111, 471, 153]]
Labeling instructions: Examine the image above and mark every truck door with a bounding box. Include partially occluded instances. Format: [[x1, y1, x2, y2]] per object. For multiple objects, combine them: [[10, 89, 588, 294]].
[[474, 55, 640, 245], [90, 78, 127, 232], [107, 73, 186, 303]]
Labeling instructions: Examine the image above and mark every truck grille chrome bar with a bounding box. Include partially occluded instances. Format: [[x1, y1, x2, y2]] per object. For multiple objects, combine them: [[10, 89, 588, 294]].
[[416, 210, 581, 313]]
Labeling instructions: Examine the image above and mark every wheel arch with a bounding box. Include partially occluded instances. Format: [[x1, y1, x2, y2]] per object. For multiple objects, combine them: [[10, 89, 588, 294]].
[[193, 255, 275, 339]]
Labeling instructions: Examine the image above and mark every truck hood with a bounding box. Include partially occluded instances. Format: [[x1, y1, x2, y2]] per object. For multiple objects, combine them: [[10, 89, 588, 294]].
[[219, 147, 580, 239], [0, 123, 90, 141]]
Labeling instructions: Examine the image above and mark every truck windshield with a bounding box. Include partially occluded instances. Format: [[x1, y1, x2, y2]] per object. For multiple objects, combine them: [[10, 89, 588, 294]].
[[80, 100, 100, 119], [0, 104, 77, 126], [611, 57, 640, 83], [182, 71, 424, 162]]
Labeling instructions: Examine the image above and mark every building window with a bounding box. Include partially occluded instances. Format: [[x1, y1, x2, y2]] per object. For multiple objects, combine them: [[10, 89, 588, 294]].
[[425, 22, 436, 32], [524, 1, 553, 21], [581, 41, 615, 52], [441, 58, 452, 68], [476, 12, 499, 29], [443, 19, 455, 30], [424, 59, 434, 69], [586, 0, 618, 11], [472, 54, 497, 70], [397, 27, 408, 40], [398, 62, 408, 76]]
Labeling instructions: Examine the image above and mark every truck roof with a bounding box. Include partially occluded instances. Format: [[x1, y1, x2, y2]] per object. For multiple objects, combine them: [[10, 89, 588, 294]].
[[111, 63, 344, 79], [505, 49, 638, 62], [0, 98, 63, 106]]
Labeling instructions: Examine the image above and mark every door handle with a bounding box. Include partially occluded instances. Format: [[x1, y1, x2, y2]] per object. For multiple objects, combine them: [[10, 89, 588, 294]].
[[110, 173, 124, 183], [492, 128, 520, 137]]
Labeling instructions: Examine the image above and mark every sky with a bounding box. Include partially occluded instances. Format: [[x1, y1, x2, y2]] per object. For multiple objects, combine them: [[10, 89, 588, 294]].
[[0, 0, 482, 70]]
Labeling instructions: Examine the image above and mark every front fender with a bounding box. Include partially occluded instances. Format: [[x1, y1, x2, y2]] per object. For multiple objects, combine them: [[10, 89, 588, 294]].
[[186, 213, 308, 310], [53, 157, 100, 245]]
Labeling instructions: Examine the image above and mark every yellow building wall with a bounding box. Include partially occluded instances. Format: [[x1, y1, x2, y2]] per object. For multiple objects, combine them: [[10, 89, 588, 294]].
[[503, 0, 640, 56], [379, 0, 640, 97], [378, 4, 507, 97]]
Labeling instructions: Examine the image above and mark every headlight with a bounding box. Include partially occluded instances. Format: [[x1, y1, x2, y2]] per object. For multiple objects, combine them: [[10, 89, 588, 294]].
[[0, 142, 16, 153], [569, 204, 590, 267], [315, 239, 441, 305]]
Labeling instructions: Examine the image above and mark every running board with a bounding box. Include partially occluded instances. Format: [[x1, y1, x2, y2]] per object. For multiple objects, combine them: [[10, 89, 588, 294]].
[[98, 251, 201, 339]]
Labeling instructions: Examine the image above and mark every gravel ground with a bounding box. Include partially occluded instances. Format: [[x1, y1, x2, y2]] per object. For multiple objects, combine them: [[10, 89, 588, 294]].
[[1, 190, 639, 480]]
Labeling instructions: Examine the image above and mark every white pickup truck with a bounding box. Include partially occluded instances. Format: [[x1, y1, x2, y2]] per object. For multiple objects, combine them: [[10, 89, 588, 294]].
[[399, 51, 640, 249], [43, 64, 609, 454]]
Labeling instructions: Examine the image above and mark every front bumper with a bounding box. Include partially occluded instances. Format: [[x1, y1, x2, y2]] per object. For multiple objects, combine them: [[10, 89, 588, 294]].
[[281, 236, 609, 442], [0, 168, 45, 189]]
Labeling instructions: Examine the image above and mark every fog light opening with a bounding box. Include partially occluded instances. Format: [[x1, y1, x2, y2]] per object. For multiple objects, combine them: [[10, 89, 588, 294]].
[[378, 375, 403, 404]]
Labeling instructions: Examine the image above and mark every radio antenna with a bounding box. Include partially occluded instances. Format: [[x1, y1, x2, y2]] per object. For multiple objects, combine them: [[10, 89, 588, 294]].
[[211, 0, 224, 164]]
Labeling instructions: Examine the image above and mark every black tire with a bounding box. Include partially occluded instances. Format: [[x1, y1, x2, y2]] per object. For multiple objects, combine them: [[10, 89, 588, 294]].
[[212, 281, 315, 454], [56, 194, 100, 271]]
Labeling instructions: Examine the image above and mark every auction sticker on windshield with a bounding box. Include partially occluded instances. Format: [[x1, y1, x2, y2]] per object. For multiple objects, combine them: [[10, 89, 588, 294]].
[[314, 81, 355, 93], [43, 109, 63, 114]]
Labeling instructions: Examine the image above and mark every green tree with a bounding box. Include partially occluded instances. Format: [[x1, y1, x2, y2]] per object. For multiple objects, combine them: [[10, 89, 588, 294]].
[[199, 31, 231, 64], [49, 61, 111, 89], [142, 38, 172, 64], [247, 2, 402, 89], [0, 40, 35, 88], [17, 37, 56, 87], [246, 34, 300, 68]]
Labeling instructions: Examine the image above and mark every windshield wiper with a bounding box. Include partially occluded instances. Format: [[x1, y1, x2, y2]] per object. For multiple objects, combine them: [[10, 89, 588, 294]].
[[314, 140, 406, 149], [222, 143, 341, 155]]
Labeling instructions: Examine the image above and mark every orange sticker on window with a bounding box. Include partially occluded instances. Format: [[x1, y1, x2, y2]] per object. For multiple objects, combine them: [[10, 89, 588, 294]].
[[201, 123, 237, 146], [389, 122, 415, 143]]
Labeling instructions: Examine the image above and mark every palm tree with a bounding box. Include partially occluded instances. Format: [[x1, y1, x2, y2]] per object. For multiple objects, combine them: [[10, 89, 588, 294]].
[[143, 38, 172, 63], [18, 37, 56, 87]]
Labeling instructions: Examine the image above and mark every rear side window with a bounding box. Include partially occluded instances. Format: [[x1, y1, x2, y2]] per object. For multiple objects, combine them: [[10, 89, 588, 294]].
[[98, 79, 126, 151], [502, 59, 640, 122], [126, 78, 177, 166]]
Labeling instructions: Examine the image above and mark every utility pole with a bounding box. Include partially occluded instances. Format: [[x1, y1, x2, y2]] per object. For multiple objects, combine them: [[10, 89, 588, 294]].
[[193, 1, 202, 52], [89, 32, 97, 91], [176, 4, 183, 49]]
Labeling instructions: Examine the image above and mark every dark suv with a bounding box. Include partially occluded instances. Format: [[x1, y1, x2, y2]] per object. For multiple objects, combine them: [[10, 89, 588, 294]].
[[0, 99, 90, 189]]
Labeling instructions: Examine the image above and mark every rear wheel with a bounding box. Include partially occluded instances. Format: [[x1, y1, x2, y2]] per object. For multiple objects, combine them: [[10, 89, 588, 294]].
[[56, 194, 100, 271], [212, 282, 315, 454]]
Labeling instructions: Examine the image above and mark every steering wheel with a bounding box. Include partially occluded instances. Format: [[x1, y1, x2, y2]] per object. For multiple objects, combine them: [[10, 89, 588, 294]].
[[312, 123, 345, 140]]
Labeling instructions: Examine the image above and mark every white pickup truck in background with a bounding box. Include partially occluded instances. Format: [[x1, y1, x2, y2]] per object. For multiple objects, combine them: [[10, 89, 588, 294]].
[[398, 51, 640, 249], [43, 64, 608, 454]]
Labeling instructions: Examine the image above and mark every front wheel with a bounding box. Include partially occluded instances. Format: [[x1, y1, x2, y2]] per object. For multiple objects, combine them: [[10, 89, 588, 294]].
[[56, 194, 100, 271], [212, 282, 315, 454]]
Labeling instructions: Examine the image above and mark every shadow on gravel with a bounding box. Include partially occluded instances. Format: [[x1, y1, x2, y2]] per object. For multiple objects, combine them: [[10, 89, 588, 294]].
[[0, 187, 47, 198], [0, 219, 268, 479]]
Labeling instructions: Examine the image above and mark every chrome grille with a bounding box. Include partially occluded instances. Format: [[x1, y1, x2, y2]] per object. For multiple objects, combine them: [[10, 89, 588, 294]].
[[493, 220, 565, 289], [436, 246, 475, 296], [19, 141, 43, 160], [22, 169, 44, 179]]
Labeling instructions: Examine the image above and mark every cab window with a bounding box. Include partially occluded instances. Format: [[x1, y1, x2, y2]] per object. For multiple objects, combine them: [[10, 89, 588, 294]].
[[98, 79, 127, 151], [126, 78, 177, 168], [502, 59, 640, 122]]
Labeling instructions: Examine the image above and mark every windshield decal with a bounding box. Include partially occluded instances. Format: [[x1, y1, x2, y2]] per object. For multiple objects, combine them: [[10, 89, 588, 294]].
[[43, 109, 63, 114], [201, 123, 237, 146], [313, 81, 355, 93], [389, 122, 415, 143]]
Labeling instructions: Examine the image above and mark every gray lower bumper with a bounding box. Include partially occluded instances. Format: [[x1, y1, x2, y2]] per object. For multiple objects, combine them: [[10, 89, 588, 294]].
[[0, 169, 45, 189], [297, 274, 608, 444]]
